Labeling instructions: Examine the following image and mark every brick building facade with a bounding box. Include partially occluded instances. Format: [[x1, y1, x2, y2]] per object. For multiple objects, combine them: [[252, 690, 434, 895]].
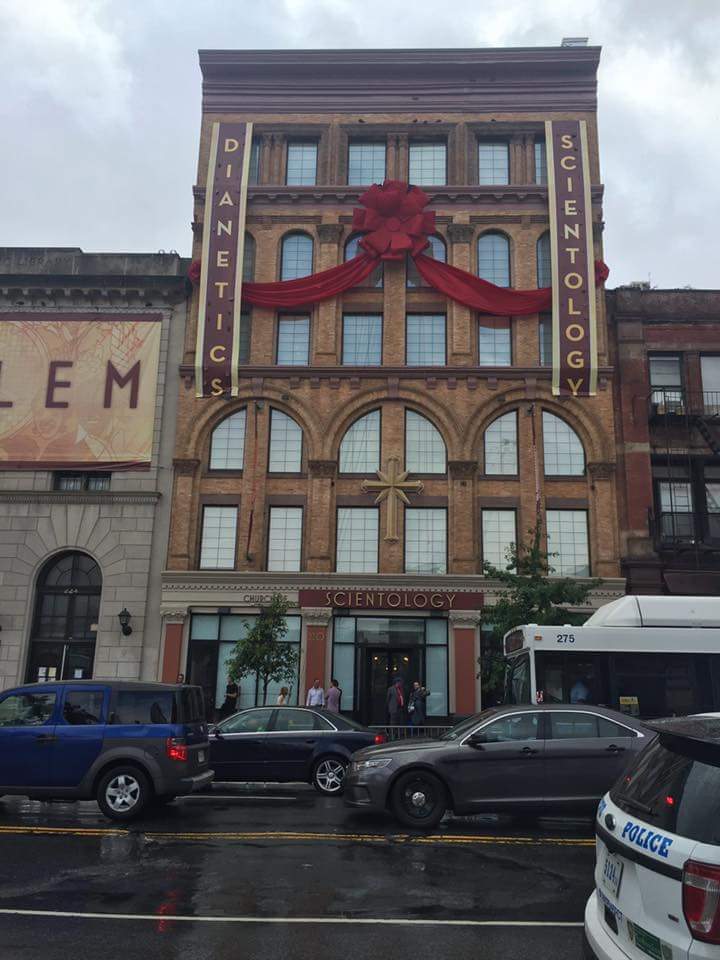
[[0, 248, 188, 688], [609, 287, 720, 596], [160, 47, 625, 723]]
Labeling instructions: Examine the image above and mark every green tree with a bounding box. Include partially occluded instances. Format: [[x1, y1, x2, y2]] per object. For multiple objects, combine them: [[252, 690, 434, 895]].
[[479, 522, 600, 697], [225, 594, 298, 705]]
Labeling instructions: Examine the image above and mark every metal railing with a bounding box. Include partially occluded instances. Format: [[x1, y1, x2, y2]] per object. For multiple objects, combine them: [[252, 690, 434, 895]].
[[649, 389, 720, 418], [370, 724, 452, 741]]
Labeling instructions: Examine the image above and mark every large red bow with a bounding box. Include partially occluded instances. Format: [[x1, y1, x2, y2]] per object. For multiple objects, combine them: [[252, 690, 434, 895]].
[[352, 179, 435, 261]]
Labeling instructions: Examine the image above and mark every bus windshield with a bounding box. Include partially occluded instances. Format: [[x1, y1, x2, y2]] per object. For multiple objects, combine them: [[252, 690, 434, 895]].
[[503, 652, 531, 705]]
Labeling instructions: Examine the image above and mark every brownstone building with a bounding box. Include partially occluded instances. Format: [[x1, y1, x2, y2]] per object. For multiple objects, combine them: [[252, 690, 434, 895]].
[[159, 46, 625, 723], [610, 286, 720, 596]]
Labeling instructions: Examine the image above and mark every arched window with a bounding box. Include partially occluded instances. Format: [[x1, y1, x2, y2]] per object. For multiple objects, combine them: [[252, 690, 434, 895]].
[[536, 232, 551, 288], [209, 409, 246, 470], [405, 410, 446, 474], [339, 410, 380, 474], [268, 410, 303, 472], [484, 411, 518, 475], [26, 551, 102, 682], [280, 233, 313, 281], [345, 234, 383, 287], [407, 234, 446, 288], [242, 233, 255, 283], [542, 412, 585, 476], [477, 232, 511, 287]]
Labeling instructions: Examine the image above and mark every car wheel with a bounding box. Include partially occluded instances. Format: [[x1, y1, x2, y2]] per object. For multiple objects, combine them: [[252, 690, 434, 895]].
[[312, 757, 347, 795], [97, 766, 150, 821], [391, 770, 446, 829]]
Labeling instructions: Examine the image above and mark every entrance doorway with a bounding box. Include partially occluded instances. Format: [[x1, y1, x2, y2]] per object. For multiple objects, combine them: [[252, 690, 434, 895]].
[[26, 552, 101, 682], [362, 647, 424, 725]]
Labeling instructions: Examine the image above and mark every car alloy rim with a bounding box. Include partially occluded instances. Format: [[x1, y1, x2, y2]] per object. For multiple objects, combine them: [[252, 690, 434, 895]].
[[315, 759, 346, 793], [105, 774, 141, 812], [403, 778, 435, 818]]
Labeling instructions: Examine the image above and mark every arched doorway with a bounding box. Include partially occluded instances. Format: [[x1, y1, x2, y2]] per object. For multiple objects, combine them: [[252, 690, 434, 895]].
[[25, 552, 102, 683]]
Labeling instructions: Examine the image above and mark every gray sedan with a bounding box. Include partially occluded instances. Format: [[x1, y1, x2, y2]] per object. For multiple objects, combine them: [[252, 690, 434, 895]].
[[344, 704, 649, 829]]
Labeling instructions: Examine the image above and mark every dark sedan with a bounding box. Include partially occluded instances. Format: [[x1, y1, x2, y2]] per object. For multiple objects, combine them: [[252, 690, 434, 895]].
[[209, 706, 385, 794], [344, 703, 649, 828]]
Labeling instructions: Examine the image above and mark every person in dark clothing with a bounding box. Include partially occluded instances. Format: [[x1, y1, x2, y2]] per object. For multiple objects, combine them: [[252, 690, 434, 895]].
[[386, 677, 405, 725], [218, 680, 239, 720], [408, 681, 429, 726]]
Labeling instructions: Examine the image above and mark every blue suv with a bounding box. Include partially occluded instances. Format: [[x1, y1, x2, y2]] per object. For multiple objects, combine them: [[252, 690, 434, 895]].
[[0, 681, 214, 821]]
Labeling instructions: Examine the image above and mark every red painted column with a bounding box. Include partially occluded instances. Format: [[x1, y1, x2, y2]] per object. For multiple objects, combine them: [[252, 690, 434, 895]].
[[161, 618, 186, 682], [301, 609, 331, 701], [450, 612, 480, 717]]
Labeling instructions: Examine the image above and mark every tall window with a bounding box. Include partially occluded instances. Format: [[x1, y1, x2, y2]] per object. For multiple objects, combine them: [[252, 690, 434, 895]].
[[280, 233, 313, 281], [482, 510, 516, 568], [479, 318, 512, 366], [336, 508, 379, 572], [342, 315, 382, 366], [409, 142, 447, 185], [344, 234, 383, 287], [286, 142, 317, 185], [210, 410, 246, 471], [268, 507, 303, 571], [407, 235, 446, 288], [543, 412, 585, 476], [537, 232, 551, 287], [649, 355, 683, 407], [478, 233, 511, 287], [406, 314, 446, 366], [238, 312, 251, 365], [534, 140, 547, 184], [269, 410, 303, 473], [405, 410, 446, 474], [701, 356, 720, 414], [546, 510, 589, 576], [405, 509, 447, 574], [249, 138, 260, 185], [348, 142, 386, 185], [26, 552, 101, 683], [658, 481, 694, 541], [339, 411, 380, 474], [199, 507, 237, 569], [277, 316, 310, 365], [484, 412, 518, 475], [478, 142, 509, 185], [539, 315, 552, 367], [242, 233, 255, 283]]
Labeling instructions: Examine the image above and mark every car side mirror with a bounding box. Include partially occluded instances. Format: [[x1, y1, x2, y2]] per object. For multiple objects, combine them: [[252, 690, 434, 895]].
[[211, 726, 222, 738], [467, 732, 487, 749]]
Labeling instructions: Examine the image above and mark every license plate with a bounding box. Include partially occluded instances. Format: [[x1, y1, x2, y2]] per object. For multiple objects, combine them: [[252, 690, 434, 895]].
[[198, 750, 205, 763], [627, 920, 666, 960], [601, 851, 624, 900]]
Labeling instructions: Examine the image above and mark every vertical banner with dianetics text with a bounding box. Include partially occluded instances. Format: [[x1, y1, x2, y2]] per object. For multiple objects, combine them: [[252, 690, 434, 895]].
[[195, 121, 253, 397], [545, 119, 597, 397]]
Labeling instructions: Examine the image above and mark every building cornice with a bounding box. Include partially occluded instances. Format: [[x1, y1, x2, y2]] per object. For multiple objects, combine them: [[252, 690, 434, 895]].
[[0, 491, 160, 505]]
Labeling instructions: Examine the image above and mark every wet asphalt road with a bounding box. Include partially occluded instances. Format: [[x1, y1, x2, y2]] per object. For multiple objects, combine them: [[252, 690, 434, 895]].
[[0, 784, 596, 959]]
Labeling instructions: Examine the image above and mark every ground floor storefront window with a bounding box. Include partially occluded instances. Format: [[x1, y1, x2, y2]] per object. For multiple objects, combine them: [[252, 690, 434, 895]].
[[187, 613, 301, 719], [333, 616, 448, 725]]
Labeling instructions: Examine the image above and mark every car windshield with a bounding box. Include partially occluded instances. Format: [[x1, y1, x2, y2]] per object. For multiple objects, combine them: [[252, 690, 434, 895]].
[[441, 710, 497, 741]]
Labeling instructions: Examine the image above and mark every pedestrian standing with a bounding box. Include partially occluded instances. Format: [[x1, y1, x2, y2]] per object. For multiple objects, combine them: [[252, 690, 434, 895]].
[[218, 679, 239, 720], [408, 680, 429, 727], [306, 679, 325, 708], [276, 686, 290, 706], [386, 677, 405, 726], [325, 679, 342, 713]]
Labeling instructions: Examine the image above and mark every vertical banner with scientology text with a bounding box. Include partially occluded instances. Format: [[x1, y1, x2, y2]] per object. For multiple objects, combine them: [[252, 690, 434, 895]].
[[195, 121, 253, 397], [546, 119, 597, 397]]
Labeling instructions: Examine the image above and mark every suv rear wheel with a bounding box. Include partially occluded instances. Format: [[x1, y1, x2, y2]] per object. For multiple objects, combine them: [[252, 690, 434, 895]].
[[312, 757, 347, 795], [391, 770, 446, 829], [97, 766, 150, 821]]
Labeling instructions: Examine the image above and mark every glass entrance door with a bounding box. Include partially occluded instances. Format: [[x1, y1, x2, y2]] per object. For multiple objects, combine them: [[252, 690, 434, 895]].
[[362, 647, 424, 725]]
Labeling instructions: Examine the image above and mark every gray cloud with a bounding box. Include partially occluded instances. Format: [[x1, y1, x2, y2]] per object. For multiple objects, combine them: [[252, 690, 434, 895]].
[[0, 0, 718, 287]]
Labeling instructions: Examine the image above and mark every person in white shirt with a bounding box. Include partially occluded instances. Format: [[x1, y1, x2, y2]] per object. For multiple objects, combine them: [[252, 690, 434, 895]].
[[306, 679, 325, 708]]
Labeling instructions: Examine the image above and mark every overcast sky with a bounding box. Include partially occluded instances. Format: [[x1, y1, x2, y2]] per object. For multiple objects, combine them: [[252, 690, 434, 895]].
[[1, 0, 718, 288]]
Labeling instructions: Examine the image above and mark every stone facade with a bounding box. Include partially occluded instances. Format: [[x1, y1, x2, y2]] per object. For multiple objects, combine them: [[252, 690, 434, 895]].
[[0, 248, 189, 688]]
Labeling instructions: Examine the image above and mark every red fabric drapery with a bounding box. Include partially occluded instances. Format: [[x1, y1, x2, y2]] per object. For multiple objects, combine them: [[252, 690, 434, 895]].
[[242, 252, 379, 308]]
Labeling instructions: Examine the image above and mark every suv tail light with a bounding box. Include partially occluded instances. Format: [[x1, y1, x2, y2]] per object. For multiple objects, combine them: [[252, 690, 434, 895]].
[[166, 737, 188, 762], [683, 859, 720, 944], [374, 733, 387, 745]]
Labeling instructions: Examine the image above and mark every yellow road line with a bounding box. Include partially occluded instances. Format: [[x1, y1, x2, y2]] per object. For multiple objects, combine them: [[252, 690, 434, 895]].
[[0, 825, 594, 846]]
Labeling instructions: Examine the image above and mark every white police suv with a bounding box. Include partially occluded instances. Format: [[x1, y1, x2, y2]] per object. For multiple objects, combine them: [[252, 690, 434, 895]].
[[585, 716, 720, 959]]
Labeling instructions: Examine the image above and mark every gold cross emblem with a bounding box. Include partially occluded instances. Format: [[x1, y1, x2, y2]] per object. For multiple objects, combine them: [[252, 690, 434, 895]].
[[361, 457, 424, 543]]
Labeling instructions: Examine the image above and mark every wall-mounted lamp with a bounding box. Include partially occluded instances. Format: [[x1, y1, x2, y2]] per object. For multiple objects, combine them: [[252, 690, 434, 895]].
[[118, 608, 133, 636]]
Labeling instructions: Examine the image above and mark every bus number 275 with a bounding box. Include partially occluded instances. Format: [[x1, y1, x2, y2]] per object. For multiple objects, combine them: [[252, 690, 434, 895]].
[[556, 634, 576, 643]]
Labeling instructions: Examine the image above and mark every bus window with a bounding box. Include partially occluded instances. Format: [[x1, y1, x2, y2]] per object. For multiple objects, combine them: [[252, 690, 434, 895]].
[[536, 652, 610, 706], [504, 653, 530, 704]]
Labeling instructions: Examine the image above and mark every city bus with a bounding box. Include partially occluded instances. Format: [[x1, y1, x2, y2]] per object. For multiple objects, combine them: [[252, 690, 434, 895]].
[[502, 595, 720, 718]]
